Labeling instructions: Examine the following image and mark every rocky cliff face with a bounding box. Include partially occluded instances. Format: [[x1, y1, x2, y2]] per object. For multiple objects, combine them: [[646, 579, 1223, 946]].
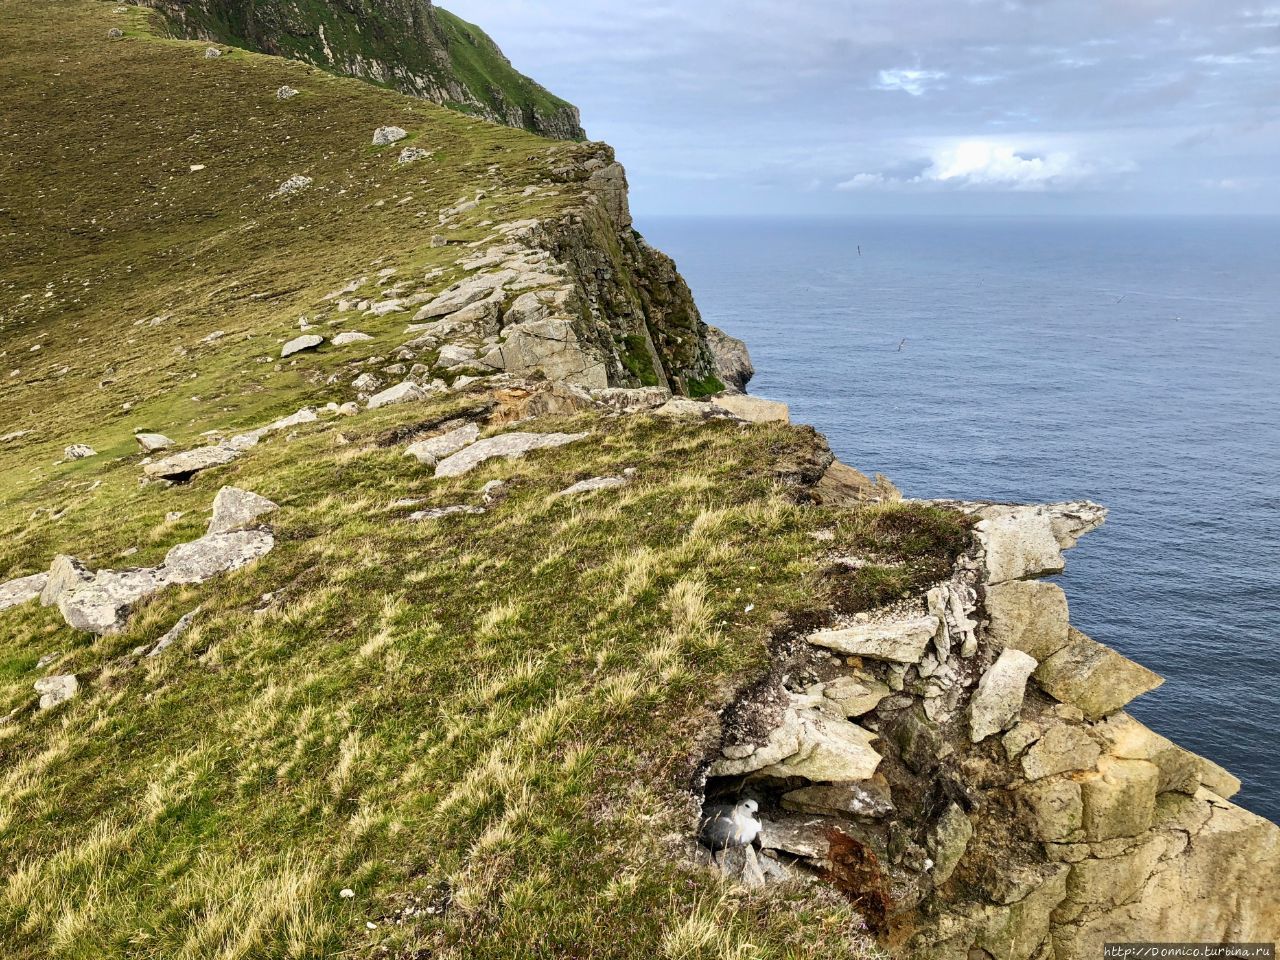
[[697, 494, 1280, 957], [137, 0, 586, 140]]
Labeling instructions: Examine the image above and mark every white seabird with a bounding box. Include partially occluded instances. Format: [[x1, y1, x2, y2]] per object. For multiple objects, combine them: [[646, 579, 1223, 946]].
[[698, 798, 761, 852]]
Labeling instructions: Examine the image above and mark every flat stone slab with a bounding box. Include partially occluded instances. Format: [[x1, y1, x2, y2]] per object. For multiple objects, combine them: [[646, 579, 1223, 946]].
[[986, 579, 1070, 661], [163, 530, 275, 585], [58, 567, 171, 634], [367, 381, 429, 410], [555, 476, 628, 498], [332, 331, 373, 346], [434, 431, 589, 479], [969, 647, 1039, 741], [404, 423, 480, 466], [808, 615, 939, 663], [208, 486, 279, 534], [710, 393, 790, 424], [144, 444, 241, 481], [0, 573, 49, 611], [281, 334, 324, 358], [135, 432, 175, 453], [1034, 628, 1164, 721]]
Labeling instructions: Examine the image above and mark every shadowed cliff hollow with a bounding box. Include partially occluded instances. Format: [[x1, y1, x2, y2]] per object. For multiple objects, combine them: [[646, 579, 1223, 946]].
[[0, 1, 1275, 957], [135, 0, 587, 140]]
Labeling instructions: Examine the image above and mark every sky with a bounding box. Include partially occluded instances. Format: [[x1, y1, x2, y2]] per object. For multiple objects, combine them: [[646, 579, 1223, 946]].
[[444, 0, 1280, 216]]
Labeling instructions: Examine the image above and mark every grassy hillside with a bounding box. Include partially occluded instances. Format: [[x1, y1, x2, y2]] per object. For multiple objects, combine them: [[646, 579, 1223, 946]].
[[0, 3, 934, 956]]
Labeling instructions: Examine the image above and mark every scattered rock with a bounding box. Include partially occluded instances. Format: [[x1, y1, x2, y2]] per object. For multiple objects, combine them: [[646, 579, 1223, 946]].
[[162, 531, 275, 586], [409, 505, 486, 521], [147, 608, 201, 658], [367, 381, 429, 410], [808, 615, 939, 664], [204, 47, 222, 58], [332, 331, 373, 346], [144, 444, 240, 482], [372, 126, 408, 146], [0, 572, 49, 611], [969, 647, 1039, 742], [929, 803, 974, 884], [64, 444, 96, 460], [398, 146, 431, 164], [208, 487, 279, 534], [555, 476, 628, 498], [281, 334, 324, 358], [404, 423, 480, 467], [134, 432, 175, 453], [276, 85, 299, 100], [710, 393, 789, 424], [35, 675, 78, 710], [41, 555, 92, 607], [107, 27, 123, 39], [434, 431, 589, 479], [272, 175, 313, 199]]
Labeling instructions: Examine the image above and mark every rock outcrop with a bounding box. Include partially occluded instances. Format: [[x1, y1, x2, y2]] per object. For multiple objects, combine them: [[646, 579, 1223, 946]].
[[699, 500, 1280, 957]]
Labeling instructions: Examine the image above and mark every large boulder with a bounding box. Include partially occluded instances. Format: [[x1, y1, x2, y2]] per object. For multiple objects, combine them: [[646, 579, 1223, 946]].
[[808, 615, 939, 664], [162, 531, 275, 586], [434, 431, 589, 479], [404, 423, 480, 467], [281, 334, 324, 358], [969, 648, 1039, 742], [143, 444, 241, 482], [58, 567, 170, 634], [705, 326, 754, 392], [208, 487, 279, 534], [1034, 628, 1163, 721], [367, 381, 429, 410], [134, 432, 175, 453], [41, 555, 92, 607], [0, 572, 48, 611], [986, 580, 1070, 661]]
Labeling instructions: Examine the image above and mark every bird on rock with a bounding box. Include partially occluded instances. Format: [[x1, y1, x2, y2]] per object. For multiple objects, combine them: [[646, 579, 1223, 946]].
[[698, 798, 761, 854]]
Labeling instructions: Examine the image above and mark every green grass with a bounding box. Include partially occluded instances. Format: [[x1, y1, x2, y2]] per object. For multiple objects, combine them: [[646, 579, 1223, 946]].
[[0, 3, 961, 956]]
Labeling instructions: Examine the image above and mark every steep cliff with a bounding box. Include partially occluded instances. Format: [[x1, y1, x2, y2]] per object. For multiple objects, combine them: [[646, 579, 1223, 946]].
[[0, 2, 1275, 958], [138, 0, 586, 140]]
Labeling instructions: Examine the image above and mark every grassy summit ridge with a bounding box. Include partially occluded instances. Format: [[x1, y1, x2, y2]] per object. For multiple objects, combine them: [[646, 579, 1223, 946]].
[[0, 2, 951, 956], [137, 0, 587, 139]]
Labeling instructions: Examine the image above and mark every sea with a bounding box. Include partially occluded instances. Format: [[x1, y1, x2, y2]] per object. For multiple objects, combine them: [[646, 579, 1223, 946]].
[[642, 215, 1280, 822]]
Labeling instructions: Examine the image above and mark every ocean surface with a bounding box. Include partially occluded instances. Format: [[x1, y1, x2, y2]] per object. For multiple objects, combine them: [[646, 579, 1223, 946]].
[[642, 215, 1280, 822]]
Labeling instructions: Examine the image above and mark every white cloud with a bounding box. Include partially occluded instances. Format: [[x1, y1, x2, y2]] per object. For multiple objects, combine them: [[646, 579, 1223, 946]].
[[875, 68, 947, 96]]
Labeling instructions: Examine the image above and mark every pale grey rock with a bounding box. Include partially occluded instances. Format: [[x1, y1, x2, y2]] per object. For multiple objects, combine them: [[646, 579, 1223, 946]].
[[986, 580, 1071, 661], [272, 175, 312, 198], [397, 146, 431, 164], [434, 431, 589, 478], [590, 387, 670, 412], [504, 291, 549, 326], [276, 85, 299, 100], [0, 572, 49, 611], [134, 432, 175, 453], [372, 125, 408, 146], [41, 556, 92, 607], [144, 444, 240, 481], [367, 381, 428, 410], [351, 373, 382, 394], [706, 325, 754, 393], [332, 331, 373, 346], [107, 27, 123, 38], [35, 674, 78, 710], [404, 423, 480, 466], [808, 615, 939, 664], [408, 505, 486, 521], [147, 607, 201, 658], [782, 780, 895, 819], [587, 161, 632, 230], [204, 46, 222, 58], [756, 816, 829, 860], [477, 318, 607, 389], [555, 476, 628, 498], [414, 272, 512, 321], [36, 651, 60, 669], [263, 408, 317, 433], [58, 568, 169, 634], [710, 393, 789, 424], [813, 675, 891, 718], [162, 530, 274, 586], [208, 487, 278, 534], [371, 299, 404, 317], [652, 397, 718, 420], [281, 334, 324, 358], [969, 648, 1039, 742], [437, 344, 476, 367], [64, 444, 96, 460], [975, 506, 1064, 584]]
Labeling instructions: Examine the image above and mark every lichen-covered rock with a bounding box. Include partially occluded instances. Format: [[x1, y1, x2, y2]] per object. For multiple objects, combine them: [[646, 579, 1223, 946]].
[[808, 615, 939, 664], [434, 431, 589, 479], [162, 530, 274, 586], [144, 444, 241, 481], [64, 443, 96, 460], [404, 423, 481, 467], [271, 175, 312, 198], [1079, 757, 1160, 841], [986, 580, 1070, 661], [367, 381, 429, 410], [208, 487, 278, 534], [147, 607, 200, 658], [332, 331, 373, 346], [555, 476, 628, 498], [281, 334, 323, 358], [35, 674, 78, 710], [134, 432, 174, 453], [0, 572, 49, 611], [1020, 724, 1101, 780], [1018, 778, 1084, 841], [371, 125, 407, 146], [58, 567, 170, 634], [812, 675, 891, 718], [1034, 628, 1163, 720], [705, 325, 753, 392], [969, 648, 1039, 742], [929, 804, 974, 884], [710, 393, 789, 424], [41, 555, 92, 607], [781, 778, 894, 819]]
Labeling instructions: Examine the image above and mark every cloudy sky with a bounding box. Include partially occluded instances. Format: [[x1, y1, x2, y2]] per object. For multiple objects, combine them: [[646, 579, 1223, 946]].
[[445, 0, 1280, 216]]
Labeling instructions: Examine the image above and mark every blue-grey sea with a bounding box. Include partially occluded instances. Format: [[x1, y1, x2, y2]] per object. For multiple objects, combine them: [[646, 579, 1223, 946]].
[[643, 215, 1280, 822]]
